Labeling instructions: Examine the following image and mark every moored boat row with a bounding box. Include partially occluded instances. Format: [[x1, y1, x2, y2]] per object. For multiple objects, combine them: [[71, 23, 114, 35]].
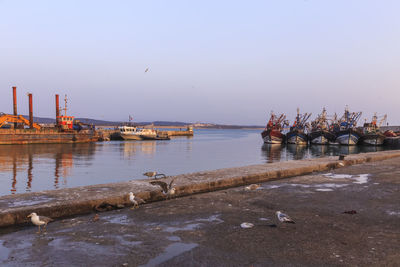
[[261, 107, 390, 146]]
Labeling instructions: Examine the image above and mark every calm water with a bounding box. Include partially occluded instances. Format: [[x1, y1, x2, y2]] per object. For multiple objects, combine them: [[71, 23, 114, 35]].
[[0, 129, 395, 196]]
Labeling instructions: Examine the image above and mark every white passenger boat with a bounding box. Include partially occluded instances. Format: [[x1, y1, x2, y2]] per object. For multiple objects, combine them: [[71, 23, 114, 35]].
[[118, 126, 157, 140]]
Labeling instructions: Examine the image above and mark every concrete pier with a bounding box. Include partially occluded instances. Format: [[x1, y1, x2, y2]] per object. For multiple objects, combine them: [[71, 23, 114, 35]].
[[1, 150, 400, 228]]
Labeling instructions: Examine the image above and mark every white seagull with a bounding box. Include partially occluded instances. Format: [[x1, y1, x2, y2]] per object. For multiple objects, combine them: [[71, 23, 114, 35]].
[[129, 192, 146, 209], [150, 179, 176, 199], [27, 212, 53, 233], [143, 171, 166, 179], [275, 211, 295, 224], [143, 171, 157, 178], [245, 184, 261, 190]]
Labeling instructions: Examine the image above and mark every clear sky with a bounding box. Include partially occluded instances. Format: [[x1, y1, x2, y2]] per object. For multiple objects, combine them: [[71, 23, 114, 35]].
[[1, 0, 399, 125]]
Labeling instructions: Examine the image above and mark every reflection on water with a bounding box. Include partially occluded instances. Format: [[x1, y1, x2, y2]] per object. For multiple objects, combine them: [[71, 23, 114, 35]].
[[0, 129, 396, 196], [261, 143, 387, 163], [0, 144, 96, 195]]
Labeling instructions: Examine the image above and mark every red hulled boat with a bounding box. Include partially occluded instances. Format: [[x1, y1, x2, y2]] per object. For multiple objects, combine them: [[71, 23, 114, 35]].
[[261, 112, 286, 144]]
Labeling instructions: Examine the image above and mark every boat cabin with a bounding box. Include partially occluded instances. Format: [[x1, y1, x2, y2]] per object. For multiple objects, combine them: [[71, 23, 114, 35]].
[[57, 116, 75, 130], [118, 126, 138, 133]]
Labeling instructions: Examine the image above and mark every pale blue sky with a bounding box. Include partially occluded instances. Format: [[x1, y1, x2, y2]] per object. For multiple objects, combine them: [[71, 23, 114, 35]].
[[1, 1, 399, 125]]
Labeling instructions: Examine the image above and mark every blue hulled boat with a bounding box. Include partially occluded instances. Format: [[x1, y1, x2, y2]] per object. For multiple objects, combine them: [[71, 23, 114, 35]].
[[286, 108, 311, 145], [334, 107, 363, 145]]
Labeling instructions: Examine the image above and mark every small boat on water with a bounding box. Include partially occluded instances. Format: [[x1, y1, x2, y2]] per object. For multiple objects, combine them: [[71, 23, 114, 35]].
[[286, 108, 311, 145], [261, 112, 286, 144], [334, 107, 363, 145], [309, 108, 336, 145], [141, 131, 170, 140], [118, 126, 157, 140], [360, 113, 387, 146]]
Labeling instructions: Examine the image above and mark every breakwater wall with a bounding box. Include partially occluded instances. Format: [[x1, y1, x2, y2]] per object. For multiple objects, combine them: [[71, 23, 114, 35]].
[[1, 150, 400, 227]]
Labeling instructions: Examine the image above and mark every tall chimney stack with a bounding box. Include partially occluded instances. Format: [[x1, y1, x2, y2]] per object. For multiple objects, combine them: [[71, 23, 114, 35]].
[[28, 93, 33, 129], [12, 86, 17, 128], [55, 94, 60, 126]]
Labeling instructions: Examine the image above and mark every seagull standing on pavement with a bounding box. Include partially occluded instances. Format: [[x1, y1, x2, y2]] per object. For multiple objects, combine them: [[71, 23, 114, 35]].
[[143, 171, 157, 178], [150, 179, 176, 199], [27, 212, 53, 233], [245, 184, 261, 190], [143, 171, 167, 179], [276, 211, 295, 224], [129, 192, 146, 209]]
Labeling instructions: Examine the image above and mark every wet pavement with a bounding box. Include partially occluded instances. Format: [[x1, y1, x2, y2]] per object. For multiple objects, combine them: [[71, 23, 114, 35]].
[[0, 157, 399, 266]]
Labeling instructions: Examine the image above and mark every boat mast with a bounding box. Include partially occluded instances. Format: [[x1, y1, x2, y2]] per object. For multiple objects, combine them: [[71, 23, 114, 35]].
[[63, 94, 68, 116]]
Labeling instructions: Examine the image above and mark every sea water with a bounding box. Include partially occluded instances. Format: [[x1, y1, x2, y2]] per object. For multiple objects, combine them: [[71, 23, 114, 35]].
[[0, 129, 395, 196]]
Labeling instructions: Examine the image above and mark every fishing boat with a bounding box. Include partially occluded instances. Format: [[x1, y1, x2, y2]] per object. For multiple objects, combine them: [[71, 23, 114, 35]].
[[335, 107, 363, 145], [261, 112, 286, 144], [360, 113, 387, 145], [308, 108, 336, 145], [383, 130, 400, 147], [286, 108, 311, 145]]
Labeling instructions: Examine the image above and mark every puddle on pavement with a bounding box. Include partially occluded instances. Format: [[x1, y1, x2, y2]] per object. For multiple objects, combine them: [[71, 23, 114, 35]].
[[323, 173, 353, 179], [263, 173, 371, 192], [167, 236, 181, 242], [103, 214, 131, 225], [162, 214, 223, 233], [0, 240, 10, 262], [195, 214, 223, 223], [352, 174, 369, 184], [113, 236, 142, 247], [317, 183, 348, 188], [386, 211, 400, 216], [265, 183, 348, 191], [50, 237, 116, 256], [164, 223, 201, 233], [324, 173, 370, 184], [315, 188, 333, 192], [139, 242, 198, 267]]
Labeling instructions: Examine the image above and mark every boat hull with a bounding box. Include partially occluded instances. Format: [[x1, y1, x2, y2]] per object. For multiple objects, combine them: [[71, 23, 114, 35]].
[[308, 130, 336, 145], [361, 134, 386, 146], [286, 130, 308, 145], [261, 129, 284, 144], [0, 129, 98, 145], [336, 129, 362, 145], [120, 133, 143, 140]]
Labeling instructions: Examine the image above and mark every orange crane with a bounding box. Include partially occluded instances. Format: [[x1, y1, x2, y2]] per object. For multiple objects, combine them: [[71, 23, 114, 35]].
[[0, 114, 41, 130]]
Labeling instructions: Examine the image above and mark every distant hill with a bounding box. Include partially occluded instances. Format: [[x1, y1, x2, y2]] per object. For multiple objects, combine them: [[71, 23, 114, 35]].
[[18, 115, 262, 129]]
